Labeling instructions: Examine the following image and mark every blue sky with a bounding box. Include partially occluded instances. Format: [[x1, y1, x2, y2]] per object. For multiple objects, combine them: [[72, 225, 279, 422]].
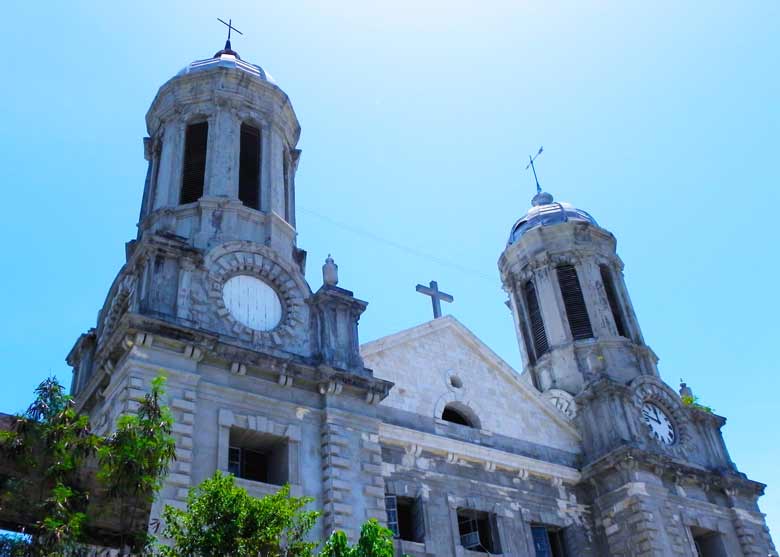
[[1, 0, 777, 539]]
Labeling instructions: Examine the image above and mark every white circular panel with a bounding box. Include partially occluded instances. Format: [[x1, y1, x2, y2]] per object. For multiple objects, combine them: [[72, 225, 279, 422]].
[[641, 402, 676, 445], [222, 275, 282, 331]]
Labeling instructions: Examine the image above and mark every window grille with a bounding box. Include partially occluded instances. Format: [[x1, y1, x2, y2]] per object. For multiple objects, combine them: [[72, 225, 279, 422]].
[[386, 495, 426, 542], [385, 495, 399, 537], [228, 446, 241, 476], [457, 509, 499, 553], [458, 514, 481, 550], [461, 530, 481, 550], [181, 122, 208, 204], [238, 124, 261, 209], [556, 265, 594, 340]]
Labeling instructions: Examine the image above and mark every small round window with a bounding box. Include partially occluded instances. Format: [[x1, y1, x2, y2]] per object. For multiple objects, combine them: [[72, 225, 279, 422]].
[[450, 375, 463, 389], [222, 275, 283, 331]]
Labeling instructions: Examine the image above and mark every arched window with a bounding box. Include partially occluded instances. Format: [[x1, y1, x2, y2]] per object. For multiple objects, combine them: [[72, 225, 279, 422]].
[[238, 124, 261, 209], [441, 404, 479, 429], [181, 122, 208, 204], [600, 265, 628, 338], [523, 280, 549, 359], [556, 265, 594, 340]]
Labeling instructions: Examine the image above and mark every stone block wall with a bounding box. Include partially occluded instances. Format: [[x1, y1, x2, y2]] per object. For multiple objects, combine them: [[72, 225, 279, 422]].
[[380, 443, 593, 556], [590, 473, 777, 557]]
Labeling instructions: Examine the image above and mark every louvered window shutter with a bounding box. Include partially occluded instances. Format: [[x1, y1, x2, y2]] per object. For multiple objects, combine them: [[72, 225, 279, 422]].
[[239, 124, 261, 209], [600, 265, 628, 338], [180, 122, 208, 204], [524, 280, 549, 357], [556, 265, 594, 340]]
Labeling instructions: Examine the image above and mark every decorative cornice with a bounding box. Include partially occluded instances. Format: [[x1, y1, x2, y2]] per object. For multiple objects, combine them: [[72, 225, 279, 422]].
[[581, 445, 766, 498], [380, 422, 580, 484], [76, 310, 392, 413]]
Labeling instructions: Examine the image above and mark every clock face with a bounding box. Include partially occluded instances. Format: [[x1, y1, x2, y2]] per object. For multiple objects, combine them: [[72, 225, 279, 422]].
[[222, 275, 283, 331], [641, 402, 675, 445]]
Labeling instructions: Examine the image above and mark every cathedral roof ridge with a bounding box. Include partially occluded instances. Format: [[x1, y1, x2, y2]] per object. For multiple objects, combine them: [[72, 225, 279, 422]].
[[361, 314, 460, 355]]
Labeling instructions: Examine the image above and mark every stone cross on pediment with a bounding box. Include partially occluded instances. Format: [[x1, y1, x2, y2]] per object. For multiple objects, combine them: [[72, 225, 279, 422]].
[[415, 280, 454, 319]]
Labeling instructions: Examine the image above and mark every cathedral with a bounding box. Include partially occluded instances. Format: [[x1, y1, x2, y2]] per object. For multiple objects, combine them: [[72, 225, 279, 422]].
[[65, 40, 776, 556]]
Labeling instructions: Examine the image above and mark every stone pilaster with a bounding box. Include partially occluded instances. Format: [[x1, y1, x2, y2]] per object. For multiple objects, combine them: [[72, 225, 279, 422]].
[[320, 418, 354, 537], [320, 403, 385, 541], [725, 489, 778, 557], [205, 101, 240, 198], [660, 502, 690, 556], [598, 492, 667, 557], [149, 385, 197, 519], [359, 429, 387, 524]]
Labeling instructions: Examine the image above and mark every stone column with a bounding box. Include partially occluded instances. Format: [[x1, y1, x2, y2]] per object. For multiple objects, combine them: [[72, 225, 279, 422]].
[[156, 120, 185, 209], [289, 149, 301, 228], [269, 130, 285, 217], [205, 102, 240, 198], [533, 265, 568, 346], [612, 264, 645, 344], [578, 259, 613, 339], [260, 123, 273, 213]]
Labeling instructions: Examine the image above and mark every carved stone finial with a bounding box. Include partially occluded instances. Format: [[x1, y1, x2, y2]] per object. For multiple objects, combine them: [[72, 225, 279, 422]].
[[323, 254, 339, 286], [679, 381, 693, 399]]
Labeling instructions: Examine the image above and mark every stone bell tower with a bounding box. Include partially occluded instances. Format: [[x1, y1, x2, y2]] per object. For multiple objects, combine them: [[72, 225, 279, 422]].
[[139, 39, 302, 262], [499, 190, 658, 396], [499, 189, 776, 556], [67, 41, 393, 540]]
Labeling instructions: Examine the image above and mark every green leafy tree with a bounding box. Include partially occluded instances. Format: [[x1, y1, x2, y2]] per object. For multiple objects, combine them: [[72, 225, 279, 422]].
[[0, 378, 96, 556], [319, 520, 396, 557], [98, 376, 176, 553], [0, 375, 175, 556], [159, 471, 319, 557]]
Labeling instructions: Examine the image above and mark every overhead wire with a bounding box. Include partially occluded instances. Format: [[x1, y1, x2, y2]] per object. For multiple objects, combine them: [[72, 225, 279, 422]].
[[297, 206, 498, 283]]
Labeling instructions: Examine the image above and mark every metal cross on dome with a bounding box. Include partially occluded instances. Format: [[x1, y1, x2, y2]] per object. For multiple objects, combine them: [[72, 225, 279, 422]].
[[217, 17, 243, 49], [416, 280, 454, 319], [526, 146, 544, 194]]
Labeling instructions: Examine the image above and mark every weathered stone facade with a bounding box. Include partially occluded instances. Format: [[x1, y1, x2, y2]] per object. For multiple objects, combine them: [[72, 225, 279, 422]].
[[67, 46, 776, 556]]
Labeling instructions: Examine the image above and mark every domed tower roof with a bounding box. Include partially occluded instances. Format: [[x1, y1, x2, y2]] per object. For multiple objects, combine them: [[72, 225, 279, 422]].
[[508, 191, 598, 245], [177, 44, 275, 83]]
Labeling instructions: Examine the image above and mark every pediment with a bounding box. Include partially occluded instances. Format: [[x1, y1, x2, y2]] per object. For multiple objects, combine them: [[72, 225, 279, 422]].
[[361, 316, 581, 454]]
